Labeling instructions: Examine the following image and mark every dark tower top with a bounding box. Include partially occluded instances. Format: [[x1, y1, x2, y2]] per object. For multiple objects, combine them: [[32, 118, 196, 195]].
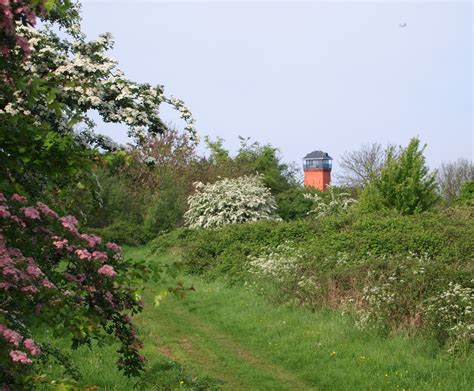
[[303, 150, 333, 171]]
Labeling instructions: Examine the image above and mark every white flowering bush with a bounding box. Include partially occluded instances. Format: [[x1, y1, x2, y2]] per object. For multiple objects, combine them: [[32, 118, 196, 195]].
[[304, 186, 356, 219], [184, 175, 281, 229], [424, 283, 473, 353], [247, 241, 318, 305], [357, 253, 434, 330]]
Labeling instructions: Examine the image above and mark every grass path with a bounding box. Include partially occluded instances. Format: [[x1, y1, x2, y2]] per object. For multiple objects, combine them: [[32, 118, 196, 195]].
[[40, 246, 473, 390], [131, 247, 473, 390], [138, 289, 311, 390]]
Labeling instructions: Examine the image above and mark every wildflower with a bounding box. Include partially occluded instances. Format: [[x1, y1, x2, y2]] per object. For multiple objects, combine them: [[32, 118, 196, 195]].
[[98, 264, 117, 277]]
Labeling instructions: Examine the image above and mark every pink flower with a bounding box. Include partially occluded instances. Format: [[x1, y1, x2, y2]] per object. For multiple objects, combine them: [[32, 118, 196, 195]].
[[26, 265, 43, 278], [0, 205, 10, 218], [2, 328, 23, 347], [75, 248, 91, 260], [60, 215, 78, 226], [11, 194, 26, 203], [81, 234, 101, 248], [0, 192, 6, 202], [41, 279, 55, 289], [92, 251, 108, 262], [97, 265, 117, 277], [20, 285, 39, 294], [10, 215, 26, 227], [21, 207, 40, 220], [9, 350, 32, 364], [59, 216, 79, 236], [24, 339, 41, 356], [53, 238, 68, 249], [106, 242, 121, 253], [36, 202, 59, 219]]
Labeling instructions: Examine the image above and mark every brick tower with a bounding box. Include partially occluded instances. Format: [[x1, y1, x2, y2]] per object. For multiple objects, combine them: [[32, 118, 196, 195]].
[[303, 150, 332, 191]]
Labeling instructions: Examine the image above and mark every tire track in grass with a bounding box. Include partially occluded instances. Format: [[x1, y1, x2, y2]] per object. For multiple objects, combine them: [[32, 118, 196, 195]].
[[171, 304, 313, 390], [138, 293, 314, 390]]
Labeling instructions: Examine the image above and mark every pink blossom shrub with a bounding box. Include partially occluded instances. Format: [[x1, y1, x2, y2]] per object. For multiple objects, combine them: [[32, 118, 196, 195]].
[[0, 193, 149, 388]]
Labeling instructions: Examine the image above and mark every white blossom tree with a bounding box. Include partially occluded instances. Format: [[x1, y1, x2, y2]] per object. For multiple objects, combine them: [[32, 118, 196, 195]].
[[184, 175, 281, 229]]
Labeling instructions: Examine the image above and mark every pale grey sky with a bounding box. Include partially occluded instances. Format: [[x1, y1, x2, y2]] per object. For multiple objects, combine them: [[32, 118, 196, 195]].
[[80, 1, 473, 176]]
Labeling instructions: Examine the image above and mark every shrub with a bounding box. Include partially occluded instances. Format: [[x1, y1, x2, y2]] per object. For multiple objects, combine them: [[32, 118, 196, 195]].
[[0, 193, 149, 388], [358, 138, 438, 214], [247, 241, 318, 306], [424, 283, 473, 353], [458, 181, 474, 205], [276, 187, 316, 221], [304, 185, 357, 219], [184, 175, 281, 229], [91, 221, 154, 246]]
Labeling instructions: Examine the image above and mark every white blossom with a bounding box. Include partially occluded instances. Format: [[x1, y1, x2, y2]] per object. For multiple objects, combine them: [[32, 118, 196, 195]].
[[184, 175, 281, 229]]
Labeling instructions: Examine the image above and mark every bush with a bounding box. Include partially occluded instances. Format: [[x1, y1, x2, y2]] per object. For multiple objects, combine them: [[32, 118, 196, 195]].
[[424, 283, 473, 353], [0, 193, 150, 388], [358, 138, 438, 214], [304, 185, 357, 219], [276, 187, 315, 220], [91, 221, 154, 246], [458, 181, 474, 205], [184, 175, 281, 229]]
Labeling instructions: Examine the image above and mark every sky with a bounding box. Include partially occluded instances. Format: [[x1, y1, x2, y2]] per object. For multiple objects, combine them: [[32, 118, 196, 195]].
[[80, 0, 473, 177]]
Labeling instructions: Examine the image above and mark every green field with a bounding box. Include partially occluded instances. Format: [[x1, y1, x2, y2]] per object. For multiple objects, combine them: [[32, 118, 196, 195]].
[[40, 246, 473, 390]]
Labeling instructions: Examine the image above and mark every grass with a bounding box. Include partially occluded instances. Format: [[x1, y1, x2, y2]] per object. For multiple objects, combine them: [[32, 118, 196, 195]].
[[39, 245, 473, 390]]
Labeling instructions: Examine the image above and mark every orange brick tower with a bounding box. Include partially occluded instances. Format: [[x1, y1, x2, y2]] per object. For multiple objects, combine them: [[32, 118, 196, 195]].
[[303, 150, 332, 191]]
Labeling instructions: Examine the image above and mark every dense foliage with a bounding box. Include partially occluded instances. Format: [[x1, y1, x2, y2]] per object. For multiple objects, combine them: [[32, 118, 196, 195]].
[[184, 175, 281, 229], [0, 193, 151, 388], [1, 4, 195, 199], [358, 138, 438, 214], [152, 206, 474, 352], [0, 1, 195, 386], [304, 185, 356, 219]]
